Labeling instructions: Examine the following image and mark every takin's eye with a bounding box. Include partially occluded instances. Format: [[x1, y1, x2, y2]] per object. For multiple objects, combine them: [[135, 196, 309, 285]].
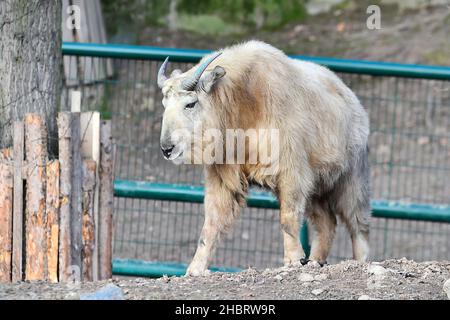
[[184, 102, 196, 109]]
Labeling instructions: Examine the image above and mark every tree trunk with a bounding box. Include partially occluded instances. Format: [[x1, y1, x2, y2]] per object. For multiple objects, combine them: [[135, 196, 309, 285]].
[[0, 0, 62, 156]]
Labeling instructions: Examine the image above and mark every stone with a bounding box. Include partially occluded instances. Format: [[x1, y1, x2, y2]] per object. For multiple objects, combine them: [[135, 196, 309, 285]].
[[308, 261, 322, 268], [426, 264, 441, 273], [443, 279, 450, 299], [274, 275, 283, 281], [358, 295, 371, 300], [302, 282, 312, 287], [311, 289, 324, 296], [80, 284, 125, 300], [314, 274, 328, 281], [64, 292, 80, 300], [298, 273, 314, 282], [368, 264, 388, 276]]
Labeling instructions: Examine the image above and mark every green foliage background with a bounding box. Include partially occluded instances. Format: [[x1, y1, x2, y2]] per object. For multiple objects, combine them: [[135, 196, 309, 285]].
[[101, 0, 307, 36]]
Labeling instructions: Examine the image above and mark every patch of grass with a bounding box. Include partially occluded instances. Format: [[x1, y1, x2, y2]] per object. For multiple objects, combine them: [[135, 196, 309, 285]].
[[174, 13, 243, 36], [424, 45, 450, 66], [444, 12, 450, 25], [331, 0, 355, 11]]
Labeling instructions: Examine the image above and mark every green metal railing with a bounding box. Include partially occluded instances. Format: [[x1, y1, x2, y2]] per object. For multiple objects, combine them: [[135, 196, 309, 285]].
[[63, 42, 450, 80], [62, 42, 450, 277], [113, 180, 450, 223]]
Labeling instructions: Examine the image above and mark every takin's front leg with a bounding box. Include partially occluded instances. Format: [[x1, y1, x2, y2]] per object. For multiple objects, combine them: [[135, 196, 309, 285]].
[[186, 187, 240, 276], [277, 168, 314, 266], [280, 202, 306, 266], [278, 188, 308, 266]]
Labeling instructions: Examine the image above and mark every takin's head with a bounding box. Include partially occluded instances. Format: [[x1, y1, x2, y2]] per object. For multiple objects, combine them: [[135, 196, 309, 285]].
[[157, 53, 225, 160]]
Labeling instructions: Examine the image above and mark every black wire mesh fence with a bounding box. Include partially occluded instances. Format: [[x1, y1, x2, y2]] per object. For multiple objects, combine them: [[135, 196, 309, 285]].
[[62, 54, 450, 269]]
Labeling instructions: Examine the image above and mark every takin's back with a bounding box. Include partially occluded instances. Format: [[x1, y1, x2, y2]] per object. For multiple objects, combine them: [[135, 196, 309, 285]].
[[207, 40, 369, 163]]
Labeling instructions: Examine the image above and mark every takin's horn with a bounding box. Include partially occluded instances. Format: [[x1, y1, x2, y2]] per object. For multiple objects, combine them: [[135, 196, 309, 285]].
[[157, 56, 169, 88], [181, 52, 222, 91]]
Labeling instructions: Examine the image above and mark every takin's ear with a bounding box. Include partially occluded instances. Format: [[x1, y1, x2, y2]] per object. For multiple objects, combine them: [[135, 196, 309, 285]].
[[199, 65, 226, 93]]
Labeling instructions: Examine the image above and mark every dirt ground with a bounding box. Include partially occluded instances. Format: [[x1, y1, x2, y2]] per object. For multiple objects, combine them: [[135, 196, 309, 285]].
[[1, 259, 449, 300]]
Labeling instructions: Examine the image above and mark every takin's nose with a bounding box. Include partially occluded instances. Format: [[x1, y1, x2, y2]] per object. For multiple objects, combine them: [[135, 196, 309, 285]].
[[160, 144, 175, 159]]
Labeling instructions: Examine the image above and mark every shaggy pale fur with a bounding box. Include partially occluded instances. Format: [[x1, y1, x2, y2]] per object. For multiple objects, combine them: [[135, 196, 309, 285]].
[[159, 40, 370, 275]]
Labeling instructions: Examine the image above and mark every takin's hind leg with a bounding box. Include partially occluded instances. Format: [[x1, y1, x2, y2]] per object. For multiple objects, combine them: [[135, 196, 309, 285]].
[[335, 173, 371, 261], [340, 209, 370, 261], [307, 202, 337, 266], [351, 228, 370, 261], [335, 192, 370, 262]]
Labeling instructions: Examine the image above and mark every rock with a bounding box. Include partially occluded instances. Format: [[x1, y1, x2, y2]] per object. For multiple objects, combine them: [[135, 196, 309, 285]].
[[358, 295, 371, 300], [64, 292, 80, 300], [292, 261, 303, 267], [298, 273, 314, 282], [134, 278, 146, 283], [308, 261, 322, 268], [443, 279, 450, 299], [368, 265, 388, 276], [80, 284, 125, 300], [398, 257, 409, 263], [426, 264, 441, 273], [314, 274, 328, 281], [311, 289, 324, 296], [274, 275, 283, 281]]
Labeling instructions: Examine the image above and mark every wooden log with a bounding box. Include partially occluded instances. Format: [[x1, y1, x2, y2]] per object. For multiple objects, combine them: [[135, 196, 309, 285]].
[[57, 113, 72, 281], [71, 90, 81, 112], [98, 120, 113, 280], [12, 122, 24, 282], [0, 149, 13, 282], [70, 112, 83, 278], [80, 112, 100, 280], [82, 160, 96, 281], [46, 160, 60, 283], [24, 114, 48, 281]]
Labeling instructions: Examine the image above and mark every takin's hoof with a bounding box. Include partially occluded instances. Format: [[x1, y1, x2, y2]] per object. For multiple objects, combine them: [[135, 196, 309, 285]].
[[300, 257, 309, 265], [284, 259, 303, 267], [300, 258, 327, 267], [185, 266, 211, 277]]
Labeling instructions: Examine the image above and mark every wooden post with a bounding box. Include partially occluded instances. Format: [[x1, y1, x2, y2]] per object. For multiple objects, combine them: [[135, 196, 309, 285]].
[[98, 120, 113, 279], [46, 160, 60, 283], [57, 113, 72, 281], [24, 114, 48, 281], [3, 112, 113, 283], [12, 122, 24, 282], [70, 112, 83, 278], [0, 149, 13, 282], [80, 112, 100, 280], [82, 160, 96, 281]]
